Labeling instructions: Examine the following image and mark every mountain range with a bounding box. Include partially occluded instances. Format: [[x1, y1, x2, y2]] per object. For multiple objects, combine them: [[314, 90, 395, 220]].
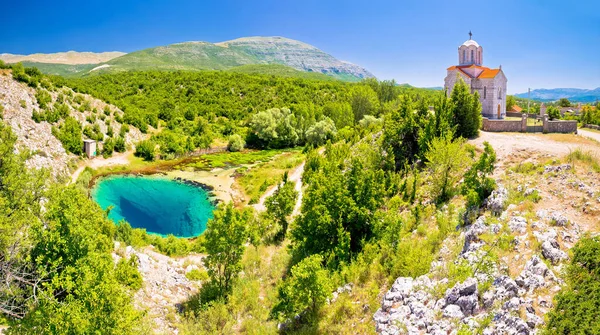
[[515, 87, 600, 103], [0, 37, 374, 81]]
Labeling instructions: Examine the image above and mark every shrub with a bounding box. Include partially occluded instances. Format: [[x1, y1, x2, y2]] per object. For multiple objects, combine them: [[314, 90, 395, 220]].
[[227, 134, 245, 152], [547, 106, 561, 120], [114, 136, 126, 153], [134, 140, 155, 161], [35, 89, 52, 109], [186, 269, 209, 281], [52, 116, 83, 155], [115, 255, 143, 290], [544, 236, 600, 334], [273, 254, 332, 320]]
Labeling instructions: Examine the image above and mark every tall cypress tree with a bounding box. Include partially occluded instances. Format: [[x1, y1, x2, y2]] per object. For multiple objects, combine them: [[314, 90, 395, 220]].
[[450, 77, 481, 138]]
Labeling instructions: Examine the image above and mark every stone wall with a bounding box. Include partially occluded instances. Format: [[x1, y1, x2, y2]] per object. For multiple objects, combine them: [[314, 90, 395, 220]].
[[544, 119, 577, 133], [584, 124, 600, 130], [482, 115, 577, 134], [482, 117, 524, 132]]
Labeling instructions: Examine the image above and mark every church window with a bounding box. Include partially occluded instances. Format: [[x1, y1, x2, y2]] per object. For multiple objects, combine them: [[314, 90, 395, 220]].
[[471, 50, 474, 63], [484, 86, 487, 99], [498, 88, 502, 99], [463, 50, 466, 63]]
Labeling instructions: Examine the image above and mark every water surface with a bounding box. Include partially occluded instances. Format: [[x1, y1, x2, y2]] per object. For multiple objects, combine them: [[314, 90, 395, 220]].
[[92, 175, 215, 237]]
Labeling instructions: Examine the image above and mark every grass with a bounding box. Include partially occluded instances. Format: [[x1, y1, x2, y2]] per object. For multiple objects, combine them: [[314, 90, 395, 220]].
[[236, 149, 305, 204], [504, 116, 542, 126], [567, 148, 600, 172]]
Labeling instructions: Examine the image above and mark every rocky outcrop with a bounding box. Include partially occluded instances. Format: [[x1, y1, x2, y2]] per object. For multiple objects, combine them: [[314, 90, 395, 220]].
[[485, 187, 508, 215], [0, 72, 144, 178], [0, 73, 71, 177]]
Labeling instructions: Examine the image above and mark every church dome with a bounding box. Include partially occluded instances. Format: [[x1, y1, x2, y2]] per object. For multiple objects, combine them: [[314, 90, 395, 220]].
[[462, 39, 480, 48]]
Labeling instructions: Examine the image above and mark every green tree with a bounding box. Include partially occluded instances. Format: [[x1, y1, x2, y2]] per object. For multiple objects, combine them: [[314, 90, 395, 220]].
[[203, 203, 249, 297], [558, 98, 571, 107], [506, 95, 516, 111], [134, 140, 156, 161], [350, 85, 380, 123], [227, 134, 245, 152], [52, 116, 83, 155], [305, 117, 336, 147], [266, 172, 298, 241], [322, 102, 353, 129], [424, 135, 470, 203], [274, 254, 332, 320], [450, 78, 482, 138], [547, 106, 561, 120], [0, 122, 47, 320], [462, 141, 497, 208]]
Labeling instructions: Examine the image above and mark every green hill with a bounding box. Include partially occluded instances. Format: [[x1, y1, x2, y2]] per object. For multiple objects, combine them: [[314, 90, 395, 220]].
[[11, 37, 374, 82], [20, 61, 97, 77]]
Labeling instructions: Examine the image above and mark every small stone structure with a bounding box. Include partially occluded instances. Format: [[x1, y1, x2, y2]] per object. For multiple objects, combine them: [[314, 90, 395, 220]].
[[482, 114, 577, 133], [83, 139, 97, 158]]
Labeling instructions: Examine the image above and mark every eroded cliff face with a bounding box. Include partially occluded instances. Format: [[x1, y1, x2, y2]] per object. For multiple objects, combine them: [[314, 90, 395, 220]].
[[0, 72, 72, 177], [218, 36, 375, 80]]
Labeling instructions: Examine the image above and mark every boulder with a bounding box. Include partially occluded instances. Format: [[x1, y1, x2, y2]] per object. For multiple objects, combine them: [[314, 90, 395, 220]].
[[508, 216, 528, 234], [442, 304, 464, 319], [541, 240, 568, 264], [486, 187, 508, 215], [549, 211, 568, 226], [456, 295, 478, 316]]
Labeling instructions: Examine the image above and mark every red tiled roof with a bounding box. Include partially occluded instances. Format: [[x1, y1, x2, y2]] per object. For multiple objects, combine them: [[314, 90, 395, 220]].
[[511, 105, 523, 112], [447, 65, 501, 79]]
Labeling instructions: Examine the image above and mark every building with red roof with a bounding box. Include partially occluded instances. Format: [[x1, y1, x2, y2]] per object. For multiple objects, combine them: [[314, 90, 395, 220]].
[[444, 32, 508, 119]]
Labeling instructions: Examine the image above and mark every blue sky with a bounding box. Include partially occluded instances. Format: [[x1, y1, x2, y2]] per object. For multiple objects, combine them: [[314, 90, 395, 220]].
[[1, 0, 598, 93]]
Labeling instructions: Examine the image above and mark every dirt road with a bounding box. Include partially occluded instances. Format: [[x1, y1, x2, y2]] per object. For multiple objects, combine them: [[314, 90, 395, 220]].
[[69, 151, 132, 184], [470, 131, 600, 161], [252, 162, 305, 215]]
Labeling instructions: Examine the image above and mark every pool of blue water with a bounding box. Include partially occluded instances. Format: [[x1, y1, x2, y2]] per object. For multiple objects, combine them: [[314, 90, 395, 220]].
[[92, 175, 215, 237]]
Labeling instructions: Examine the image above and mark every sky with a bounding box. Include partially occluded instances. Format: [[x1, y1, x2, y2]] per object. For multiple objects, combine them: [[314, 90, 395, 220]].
[[1, 0, 599, 94]]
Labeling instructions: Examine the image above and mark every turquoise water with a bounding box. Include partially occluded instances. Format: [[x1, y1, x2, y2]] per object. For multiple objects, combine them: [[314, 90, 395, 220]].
[[92, 175, 215, 237]]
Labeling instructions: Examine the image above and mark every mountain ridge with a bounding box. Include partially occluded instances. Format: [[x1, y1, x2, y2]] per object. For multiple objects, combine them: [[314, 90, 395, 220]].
[[1, 37, 374, 81], [0, 51, 125, 65], [515, 87, 600, 103]]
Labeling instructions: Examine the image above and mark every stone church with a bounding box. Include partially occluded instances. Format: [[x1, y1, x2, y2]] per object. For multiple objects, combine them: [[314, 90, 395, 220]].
[[444, 33, 508, 119]]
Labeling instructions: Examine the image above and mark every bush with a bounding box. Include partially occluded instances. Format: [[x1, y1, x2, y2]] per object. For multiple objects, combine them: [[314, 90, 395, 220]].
[[52, 116, 83, 155], [547, 106, 561, 120], [35, 89, 52, 109], [114, 136, 126, 153], [134, 140, 155, 161], [115, 255, 143, 290], [227, 134, 245, 152], [544, 236, 600, 334]]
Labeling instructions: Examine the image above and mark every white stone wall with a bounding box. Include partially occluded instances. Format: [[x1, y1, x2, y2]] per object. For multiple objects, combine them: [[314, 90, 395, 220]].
[[444, 70, 471, 96]]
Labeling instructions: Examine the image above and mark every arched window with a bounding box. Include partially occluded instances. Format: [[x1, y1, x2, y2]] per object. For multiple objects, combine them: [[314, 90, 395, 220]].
[[463, 50, 466, 63], [498, 88, 502, 99], [484, 86, 487, 99], [471, 50, 474, 63]]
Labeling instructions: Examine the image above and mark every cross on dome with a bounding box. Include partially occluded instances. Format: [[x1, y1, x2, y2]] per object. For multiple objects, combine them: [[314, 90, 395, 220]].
[[469, 31, 472, 40]]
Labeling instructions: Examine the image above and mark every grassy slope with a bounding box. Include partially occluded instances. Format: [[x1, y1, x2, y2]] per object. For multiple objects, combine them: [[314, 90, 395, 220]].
[[20, 61, 97, 77]]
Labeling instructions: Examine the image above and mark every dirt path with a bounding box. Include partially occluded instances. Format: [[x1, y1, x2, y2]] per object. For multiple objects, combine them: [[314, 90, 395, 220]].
[[577, 128, 600, 144], [470, 131, 600, 161], [69, 151, 132, 184], [252, 162, 305, 214]]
